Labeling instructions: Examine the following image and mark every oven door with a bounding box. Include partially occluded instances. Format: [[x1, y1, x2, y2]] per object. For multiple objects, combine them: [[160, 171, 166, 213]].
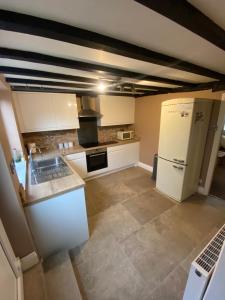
[[86, 151, 108, 172]]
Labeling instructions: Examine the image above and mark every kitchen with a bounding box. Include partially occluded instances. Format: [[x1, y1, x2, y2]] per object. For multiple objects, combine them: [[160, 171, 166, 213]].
[[12, 91, 140, 259], [1, 1, 225, 300]]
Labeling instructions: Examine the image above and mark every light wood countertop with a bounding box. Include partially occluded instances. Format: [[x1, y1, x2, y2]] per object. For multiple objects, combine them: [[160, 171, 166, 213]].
[[24, 156, 85, 207]]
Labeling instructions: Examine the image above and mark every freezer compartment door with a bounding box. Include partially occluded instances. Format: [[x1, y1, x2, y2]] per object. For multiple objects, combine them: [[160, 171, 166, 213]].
[[156, 158, 186, 202], [158, 102, 193, 164]]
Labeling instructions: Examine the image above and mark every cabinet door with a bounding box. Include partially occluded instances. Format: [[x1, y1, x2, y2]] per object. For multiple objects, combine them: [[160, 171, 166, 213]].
[[66, 152, 87, 178], [14, 92, 56, 132], [98, 95, 135, 126], [123, 143, 139, 165], [108, 148, 126, 170], [108, 142, 139, 170], [68, 158, 87, 178], [52, 94, 79, 129]]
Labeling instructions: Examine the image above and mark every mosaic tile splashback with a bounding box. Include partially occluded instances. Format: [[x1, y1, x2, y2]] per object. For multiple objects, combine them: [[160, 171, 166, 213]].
[[22, 125, 135, 151]]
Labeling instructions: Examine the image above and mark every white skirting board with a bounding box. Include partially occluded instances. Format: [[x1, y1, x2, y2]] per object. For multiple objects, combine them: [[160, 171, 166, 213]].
[[20, 251, 39, 271], [137, 162, 153, 173], [198, 185, 208, 195]]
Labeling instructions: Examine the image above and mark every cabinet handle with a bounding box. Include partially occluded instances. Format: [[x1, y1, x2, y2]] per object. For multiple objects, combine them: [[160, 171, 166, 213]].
[[173, 165, 184, 170], [89, 153, 106, 158]]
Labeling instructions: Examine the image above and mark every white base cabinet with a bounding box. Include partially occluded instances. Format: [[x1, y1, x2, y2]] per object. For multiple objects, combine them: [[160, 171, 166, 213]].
[[108, 142, 139, 171], [66, 142, 139, 179], [65, 152, 87, 178], [25, 188, 89, 258]]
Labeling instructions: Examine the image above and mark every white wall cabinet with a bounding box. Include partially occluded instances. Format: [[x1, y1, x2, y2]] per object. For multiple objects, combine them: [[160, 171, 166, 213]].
[[97, 95, 135, 126], [108, 142, 139, 171], [65, 152, 87, 178], [13, 92, 79, 133]]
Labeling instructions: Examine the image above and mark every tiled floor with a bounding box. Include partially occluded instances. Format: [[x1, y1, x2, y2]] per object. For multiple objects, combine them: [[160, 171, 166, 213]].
[[70, 167, 225, 300]]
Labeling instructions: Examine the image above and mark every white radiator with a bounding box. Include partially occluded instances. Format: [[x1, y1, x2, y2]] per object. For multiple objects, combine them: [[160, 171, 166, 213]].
[[183, 224, 225, 300]]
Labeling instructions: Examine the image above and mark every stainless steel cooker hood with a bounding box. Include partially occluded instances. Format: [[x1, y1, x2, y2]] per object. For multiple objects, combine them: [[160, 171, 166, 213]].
[[78, 96, 101, 118]]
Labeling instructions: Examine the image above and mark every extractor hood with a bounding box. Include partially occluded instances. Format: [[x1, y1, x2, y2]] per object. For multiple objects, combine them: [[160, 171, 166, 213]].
[[78, 96, 101, 118]]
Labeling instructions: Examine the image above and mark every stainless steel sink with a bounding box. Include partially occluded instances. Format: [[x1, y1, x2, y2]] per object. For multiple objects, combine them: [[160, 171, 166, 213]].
[[30, 157, 72, 185]]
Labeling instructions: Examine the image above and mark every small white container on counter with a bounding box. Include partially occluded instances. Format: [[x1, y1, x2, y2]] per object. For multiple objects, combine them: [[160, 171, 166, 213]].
[[58, 143, 64, 150], [68, 141, 73, 148], [64, 142, 69, 149]]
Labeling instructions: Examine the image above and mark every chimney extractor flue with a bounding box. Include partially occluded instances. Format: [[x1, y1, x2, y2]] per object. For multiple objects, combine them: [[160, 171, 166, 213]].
[[78, 96, 101, 118]]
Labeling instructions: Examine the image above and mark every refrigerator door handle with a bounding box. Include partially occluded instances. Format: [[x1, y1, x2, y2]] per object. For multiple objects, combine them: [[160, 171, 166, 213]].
[[173, 165, 184, 170], [173, 158, 185, 163]]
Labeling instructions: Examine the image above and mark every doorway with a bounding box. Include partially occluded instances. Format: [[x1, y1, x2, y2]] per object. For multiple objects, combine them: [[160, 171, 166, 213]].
[[210, 120, 225, 200]]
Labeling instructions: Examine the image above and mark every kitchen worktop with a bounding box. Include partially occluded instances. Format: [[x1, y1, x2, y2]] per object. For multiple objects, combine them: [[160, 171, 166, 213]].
[[33, 138, 140, 159], [24, 156, 85, 207]]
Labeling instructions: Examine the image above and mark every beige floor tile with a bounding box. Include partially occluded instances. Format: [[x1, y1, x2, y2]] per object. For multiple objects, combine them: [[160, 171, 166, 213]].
[[121, 216, 194, 290], [89, 203, 141, 243], [79, 254, 150, 300], [123, 189, 175, 224], [124, 174, 155, 194], [71, 230, 116, 265], [161, 195, 225, 244], [148, 266, 188, 300]]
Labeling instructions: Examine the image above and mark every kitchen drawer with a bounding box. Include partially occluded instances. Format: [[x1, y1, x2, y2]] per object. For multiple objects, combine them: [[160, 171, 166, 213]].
[[65, 152, 85, 161]]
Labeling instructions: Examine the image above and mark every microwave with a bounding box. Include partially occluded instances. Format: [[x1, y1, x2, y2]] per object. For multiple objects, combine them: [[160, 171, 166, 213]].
[[117, 130, 134, 140]]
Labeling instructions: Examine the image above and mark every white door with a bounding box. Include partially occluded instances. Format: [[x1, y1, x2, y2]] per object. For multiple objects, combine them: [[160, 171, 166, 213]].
[[0, 242, 17, 300], [156, 157, 186, 201], [158, 103, 193, 164]]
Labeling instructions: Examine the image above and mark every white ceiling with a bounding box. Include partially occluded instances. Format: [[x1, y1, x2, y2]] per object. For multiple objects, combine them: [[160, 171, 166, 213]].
[[0, 0, 224, 93], [0, 30, 214, 84], [188, 0, 225, 30]]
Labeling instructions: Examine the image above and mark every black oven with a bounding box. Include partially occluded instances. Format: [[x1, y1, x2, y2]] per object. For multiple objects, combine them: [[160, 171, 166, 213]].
[[86, 148, 108, 172]]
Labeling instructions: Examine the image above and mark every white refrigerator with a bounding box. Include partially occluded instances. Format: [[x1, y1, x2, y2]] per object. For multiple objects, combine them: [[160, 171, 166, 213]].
[[156, 98, 212, 202]]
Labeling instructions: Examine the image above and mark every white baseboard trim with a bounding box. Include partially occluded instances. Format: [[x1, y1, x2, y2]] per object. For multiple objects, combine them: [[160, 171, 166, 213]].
[[21, 251, 39, 272], [198, 185, 208, 196], [138, 162, 153, 173]]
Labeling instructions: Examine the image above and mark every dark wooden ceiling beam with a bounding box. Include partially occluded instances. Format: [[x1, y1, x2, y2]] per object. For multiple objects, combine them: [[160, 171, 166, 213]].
[[6, 76, 172, 93], [0, 9, 224, 80], [135, 80, 225, 98], [135, 0, 225, 52], [6, 77, 95, 88], [0, 48, 194, 87], [0, 66, 99, 84], [122, 83, 172, 92], [10, 85, 145, 97]]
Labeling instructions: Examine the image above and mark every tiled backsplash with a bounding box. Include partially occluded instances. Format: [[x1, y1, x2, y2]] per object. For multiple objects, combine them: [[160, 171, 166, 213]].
[[22, 130, 79, 151], [98, 125, 135, 142], [22, 125, 135, 151]]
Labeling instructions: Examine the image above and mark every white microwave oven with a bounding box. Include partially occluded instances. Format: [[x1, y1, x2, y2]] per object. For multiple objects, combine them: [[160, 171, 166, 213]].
[[117, 130, 134, 140]]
